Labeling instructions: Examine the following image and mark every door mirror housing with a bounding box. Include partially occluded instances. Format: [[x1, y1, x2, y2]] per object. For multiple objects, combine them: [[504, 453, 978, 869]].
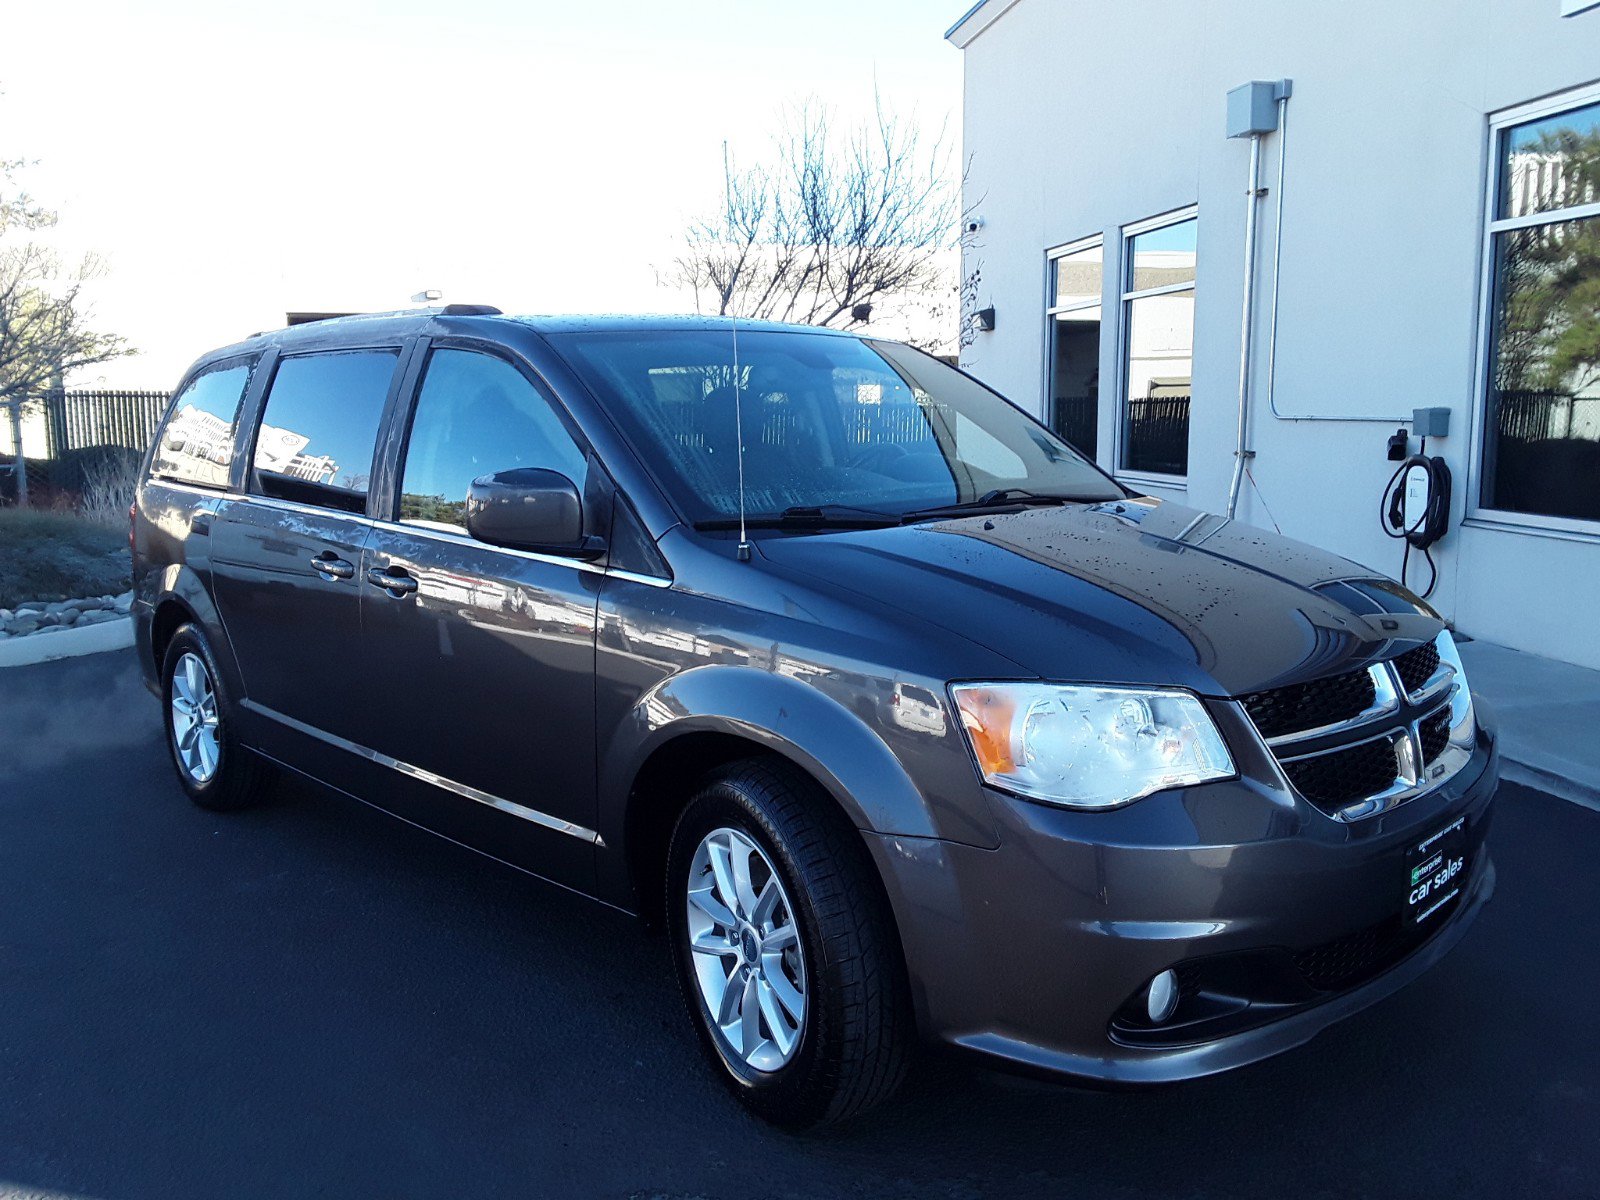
[[465, 468, 602, 557]]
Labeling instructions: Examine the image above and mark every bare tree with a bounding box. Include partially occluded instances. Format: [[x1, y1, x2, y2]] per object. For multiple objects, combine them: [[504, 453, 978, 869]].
[[1, 160, 131, 402], [0, 156, 132, 504], [665, 98, 959, 346]]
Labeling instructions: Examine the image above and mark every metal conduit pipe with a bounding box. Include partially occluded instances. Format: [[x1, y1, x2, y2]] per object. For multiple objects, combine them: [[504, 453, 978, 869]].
[[1225, 130, 1265, 519]]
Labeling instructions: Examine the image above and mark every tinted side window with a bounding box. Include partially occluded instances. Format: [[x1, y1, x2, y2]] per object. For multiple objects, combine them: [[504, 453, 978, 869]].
[[399, 348, 587, 531], [250, 350, 398, 514], [150, 362, 253, 488]]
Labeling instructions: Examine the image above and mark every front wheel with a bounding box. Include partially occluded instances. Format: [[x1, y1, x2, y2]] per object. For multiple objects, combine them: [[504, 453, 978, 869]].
[[666, 758, 911, 1128]]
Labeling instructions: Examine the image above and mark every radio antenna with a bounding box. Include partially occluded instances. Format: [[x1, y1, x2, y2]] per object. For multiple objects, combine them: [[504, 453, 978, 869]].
[[731, 310, 751, 561]]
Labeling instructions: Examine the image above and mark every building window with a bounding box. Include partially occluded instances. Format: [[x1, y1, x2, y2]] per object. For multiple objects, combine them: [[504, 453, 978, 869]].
[[1120, 212, 1196, 477], [1480, 91, 1600, 525], [1046, 238, 1102, 457]]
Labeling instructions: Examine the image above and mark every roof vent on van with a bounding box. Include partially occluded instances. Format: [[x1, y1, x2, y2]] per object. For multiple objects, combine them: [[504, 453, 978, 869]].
[[440, 304, 503, 316]]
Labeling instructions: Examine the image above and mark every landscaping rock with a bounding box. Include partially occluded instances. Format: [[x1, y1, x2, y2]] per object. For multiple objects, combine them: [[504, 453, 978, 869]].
[[78, 610, 122, 627], [8, 618, 40, 636], [44, 601, 72, 616], [0, 609, 11, 622], [58, 609, 81, 627], [114, 592, 134, 615], [33, 624, 64, 636], [37, 613, 59, 628]]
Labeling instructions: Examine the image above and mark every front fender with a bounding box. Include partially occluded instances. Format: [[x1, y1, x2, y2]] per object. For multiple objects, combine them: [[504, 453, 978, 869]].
[[597, 665, 1000, 890]]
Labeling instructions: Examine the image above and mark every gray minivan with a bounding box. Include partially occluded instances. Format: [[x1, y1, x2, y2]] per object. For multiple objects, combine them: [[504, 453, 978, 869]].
[[133, 308, 1497, 1127]]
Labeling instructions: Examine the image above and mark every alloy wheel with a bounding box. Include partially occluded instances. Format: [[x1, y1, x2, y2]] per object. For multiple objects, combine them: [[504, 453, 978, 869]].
[[685, 827, 808, 1072], [169, 651, 222, 784]]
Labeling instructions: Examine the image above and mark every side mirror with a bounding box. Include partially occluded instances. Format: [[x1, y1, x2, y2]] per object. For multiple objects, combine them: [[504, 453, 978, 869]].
[[464, 468, 601, 557]]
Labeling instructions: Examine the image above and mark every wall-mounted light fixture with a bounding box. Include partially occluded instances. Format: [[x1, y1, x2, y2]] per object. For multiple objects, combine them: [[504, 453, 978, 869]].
[[974, 306, 996, 332]]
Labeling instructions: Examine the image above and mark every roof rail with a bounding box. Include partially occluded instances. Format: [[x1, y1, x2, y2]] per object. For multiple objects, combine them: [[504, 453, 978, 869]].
[[441, 304, 503, 316]]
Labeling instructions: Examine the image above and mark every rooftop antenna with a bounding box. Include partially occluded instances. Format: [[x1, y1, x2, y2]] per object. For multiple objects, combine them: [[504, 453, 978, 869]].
[[731, 309, 751, 561]]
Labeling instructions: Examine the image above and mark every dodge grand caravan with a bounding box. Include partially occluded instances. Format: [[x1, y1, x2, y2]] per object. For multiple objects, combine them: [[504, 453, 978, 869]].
[[132, 308, 1498, 1127]]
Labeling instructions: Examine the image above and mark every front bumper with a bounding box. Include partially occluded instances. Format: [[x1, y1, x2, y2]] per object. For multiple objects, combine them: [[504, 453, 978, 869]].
[[866, 710, 1498, 1086]]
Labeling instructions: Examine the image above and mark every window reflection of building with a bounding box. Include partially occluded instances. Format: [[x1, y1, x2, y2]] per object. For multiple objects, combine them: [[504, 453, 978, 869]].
[[254, 423, 340, 484], [1046, 239, 1102, 457], [1483, 97, 1600, 523], [154, 404, 235, 485], [1121, 214, 1196, 478]]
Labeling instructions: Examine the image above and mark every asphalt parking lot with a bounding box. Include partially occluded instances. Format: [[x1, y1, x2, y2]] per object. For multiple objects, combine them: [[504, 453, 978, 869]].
[[2, 649, 1597, 1200]]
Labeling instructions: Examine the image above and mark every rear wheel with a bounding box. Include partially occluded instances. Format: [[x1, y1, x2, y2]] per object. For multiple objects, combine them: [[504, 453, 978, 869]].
[[161, 624, 272, 812], [666, 758, 911, 1128]]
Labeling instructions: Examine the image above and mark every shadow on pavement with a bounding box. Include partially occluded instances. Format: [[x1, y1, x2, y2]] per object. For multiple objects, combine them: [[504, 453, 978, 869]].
[[0, 650, 1595, 1199]]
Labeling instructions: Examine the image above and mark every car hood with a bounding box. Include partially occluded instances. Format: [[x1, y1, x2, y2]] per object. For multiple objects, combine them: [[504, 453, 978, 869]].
[[754, 496, 1442, 697]]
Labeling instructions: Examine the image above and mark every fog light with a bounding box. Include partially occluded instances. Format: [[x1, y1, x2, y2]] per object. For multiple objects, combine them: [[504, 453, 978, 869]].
[[1145, 969, 1179, 1024]]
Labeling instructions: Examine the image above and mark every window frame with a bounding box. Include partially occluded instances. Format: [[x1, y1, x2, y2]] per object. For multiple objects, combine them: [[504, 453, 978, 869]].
[[1115, 205, 1198, 485], [383, 336, 599, 536], [1043, 233, 1106, 461], [241, 343, 409, 517], [147, 354, 259, 492], [1467, 81, 1600, 540]]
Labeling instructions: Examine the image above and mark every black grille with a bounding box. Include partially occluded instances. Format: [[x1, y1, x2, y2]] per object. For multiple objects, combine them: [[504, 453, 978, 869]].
[[1419, 708, 1451, 765], [1394, 641, 1442, 695], [1293, 917, 1416, 991], [1281, 738, 1399, 810], [1241, 667, 1376, 740]]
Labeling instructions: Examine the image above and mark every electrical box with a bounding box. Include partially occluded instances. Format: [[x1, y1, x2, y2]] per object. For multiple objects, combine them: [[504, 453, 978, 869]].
[[1412, 407, 1451, 438], [1227, 80, 1292, 138]]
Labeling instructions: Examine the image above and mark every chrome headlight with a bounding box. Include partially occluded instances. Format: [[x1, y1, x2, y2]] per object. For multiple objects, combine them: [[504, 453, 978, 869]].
[[951, 683, 1237, 810]]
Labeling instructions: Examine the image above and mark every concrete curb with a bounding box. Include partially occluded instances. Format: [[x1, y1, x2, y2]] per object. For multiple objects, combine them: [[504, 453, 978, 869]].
[[1500, 760, 1600, 814], [1459, 639, 1600, 813], [0, 616, 134, 669]]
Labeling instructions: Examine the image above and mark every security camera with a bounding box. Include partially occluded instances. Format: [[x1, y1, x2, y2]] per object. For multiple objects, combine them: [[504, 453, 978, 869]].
[[964, 216, 985, 234]]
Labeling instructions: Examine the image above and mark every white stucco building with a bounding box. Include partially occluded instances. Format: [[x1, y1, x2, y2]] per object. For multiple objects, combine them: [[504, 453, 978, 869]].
[[947, 0, 1600, 670]]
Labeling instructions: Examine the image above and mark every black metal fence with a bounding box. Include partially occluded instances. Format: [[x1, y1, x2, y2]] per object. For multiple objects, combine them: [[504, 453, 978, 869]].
[[42, 389, 170, 456], [1049, 394, 1097, 457], [2, 389, 171, 507], [1123, 394, 1190, 477], [1486, 388, 1600, 522]]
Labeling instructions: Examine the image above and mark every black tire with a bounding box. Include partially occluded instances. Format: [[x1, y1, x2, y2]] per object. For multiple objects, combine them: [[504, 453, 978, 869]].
[[666, 757, 911, 1128], [160, 623, 273, 812]]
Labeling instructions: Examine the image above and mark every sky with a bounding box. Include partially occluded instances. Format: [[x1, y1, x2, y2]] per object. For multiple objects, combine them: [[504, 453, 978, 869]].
[[1, 0, 970, 387]]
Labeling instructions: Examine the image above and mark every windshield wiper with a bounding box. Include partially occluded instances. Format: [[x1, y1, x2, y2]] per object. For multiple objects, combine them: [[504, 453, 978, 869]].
[[899, 489, 1105, 523], [693, 504, 901, 532]]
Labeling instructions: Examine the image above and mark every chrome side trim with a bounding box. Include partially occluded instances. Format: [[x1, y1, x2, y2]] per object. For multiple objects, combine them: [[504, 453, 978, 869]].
[[229, 491, 378, 527], [605, 567, 674, 589], [368, 517, 607, 575], [369, 519, 673, 586], [242, 700, 604, 845], [161, 481, 676, 588]]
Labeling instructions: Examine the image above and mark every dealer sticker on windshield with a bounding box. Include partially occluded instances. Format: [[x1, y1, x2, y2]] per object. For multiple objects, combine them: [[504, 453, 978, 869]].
[[1405, 817, 1468, 928]]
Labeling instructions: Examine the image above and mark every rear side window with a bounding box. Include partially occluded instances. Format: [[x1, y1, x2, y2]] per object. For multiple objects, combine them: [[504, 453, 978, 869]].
[[250, 350, 398, 514], [398, 348, 587, 531], [150, 362, 253, 488]]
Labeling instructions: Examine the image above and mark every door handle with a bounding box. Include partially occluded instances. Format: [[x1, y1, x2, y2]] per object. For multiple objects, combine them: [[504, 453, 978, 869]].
[[310, 553, 355, 580], [366, 566, 419, 597]]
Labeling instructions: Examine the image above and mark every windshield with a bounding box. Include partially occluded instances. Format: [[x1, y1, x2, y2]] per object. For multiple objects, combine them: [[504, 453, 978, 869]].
[[548, 329, 1124, 525]]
